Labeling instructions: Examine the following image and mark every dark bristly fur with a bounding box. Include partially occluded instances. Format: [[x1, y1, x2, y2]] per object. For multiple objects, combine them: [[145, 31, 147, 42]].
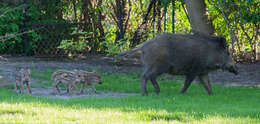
[[117, 33, 238, 95]]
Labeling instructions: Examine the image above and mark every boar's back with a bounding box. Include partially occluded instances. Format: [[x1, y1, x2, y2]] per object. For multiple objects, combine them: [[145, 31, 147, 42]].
[[140, 33, 227, 75]]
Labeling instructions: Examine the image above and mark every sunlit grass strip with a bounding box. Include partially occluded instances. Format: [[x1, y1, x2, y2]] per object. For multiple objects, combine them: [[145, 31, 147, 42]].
[[0, 101, 259, 124]]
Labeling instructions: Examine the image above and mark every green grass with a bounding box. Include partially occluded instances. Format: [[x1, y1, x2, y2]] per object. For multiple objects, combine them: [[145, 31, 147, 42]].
[[1, 70, 260, 123]]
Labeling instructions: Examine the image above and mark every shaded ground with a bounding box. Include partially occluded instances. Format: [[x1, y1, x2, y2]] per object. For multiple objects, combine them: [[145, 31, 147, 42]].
[[0, 55, 259, 98]]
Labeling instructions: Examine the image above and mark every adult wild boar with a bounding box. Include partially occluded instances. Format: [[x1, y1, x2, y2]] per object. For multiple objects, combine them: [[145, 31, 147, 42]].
[[117, 33, 238, 95]]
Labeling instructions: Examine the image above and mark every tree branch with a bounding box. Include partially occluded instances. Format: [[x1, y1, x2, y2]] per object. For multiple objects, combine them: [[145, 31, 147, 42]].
[[0, 4, 26, 18], [124, 0, 132, 32], [0, 27, 43, 42], [215, 0, 237, 56], [180, 0, 190, 23]]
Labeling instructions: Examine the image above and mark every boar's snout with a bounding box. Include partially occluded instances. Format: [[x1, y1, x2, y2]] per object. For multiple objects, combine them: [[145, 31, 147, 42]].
[[223, 62, 238, 75], [228, 65, 238, 75], [222, 54, 238, 75]]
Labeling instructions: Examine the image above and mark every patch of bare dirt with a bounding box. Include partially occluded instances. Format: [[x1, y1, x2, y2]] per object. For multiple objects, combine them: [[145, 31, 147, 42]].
[[20, 88, 139, 99], [209, 63, 260, 86]]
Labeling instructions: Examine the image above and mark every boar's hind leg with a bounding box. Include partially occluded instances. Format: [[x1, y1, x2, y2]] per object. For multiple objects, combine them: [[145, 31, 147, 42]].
[[180, 75, 196, 94], [198, 74, 213, 95], [141, 68, 160, 95], [141, 73, 148, 95], [150, 78, 160, 94], [141, 67, 161, 95]]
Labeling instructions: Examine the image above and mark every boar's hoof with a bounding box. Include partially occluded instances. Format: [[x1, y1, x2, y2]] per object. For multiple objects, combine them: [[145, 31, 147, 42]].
[[208, 92, 213, 96], [180, 91, 185, 94], [141, 92, 148, 96], [155, 90, 160, 95]]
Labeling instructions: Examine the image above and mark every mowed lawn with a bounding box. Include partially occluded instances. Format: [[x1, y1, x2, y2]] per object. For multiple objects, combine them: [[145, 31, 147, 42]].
[[0, 70, 260, 124]]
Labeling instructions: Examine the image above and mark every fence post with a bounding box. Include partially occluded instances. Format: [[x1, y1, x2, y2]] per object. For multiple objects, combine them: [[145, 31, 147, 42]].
[[172, 0, 175, 33], [163, 0, 168, 32]]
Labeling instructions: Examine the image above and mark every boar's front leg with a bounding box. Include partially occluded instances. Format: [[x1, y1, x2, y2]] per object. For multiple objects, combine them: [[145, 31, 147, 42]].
[[198, 74, 213, 95], [180, 75, 196, 94], [150, 78, 160, 94]]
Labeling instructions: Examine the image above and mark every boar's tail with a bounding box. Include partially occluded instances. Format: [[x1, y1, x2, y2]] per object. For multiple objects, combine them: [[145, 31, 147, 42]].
[[116, 47, 141, 57]]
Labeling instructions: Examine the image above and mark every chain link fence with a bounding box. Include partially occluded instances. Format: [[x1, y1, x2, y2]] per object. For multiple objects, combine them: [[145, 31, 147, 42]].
[[31, 23, 73, 57], [0, 22, 93, 57]]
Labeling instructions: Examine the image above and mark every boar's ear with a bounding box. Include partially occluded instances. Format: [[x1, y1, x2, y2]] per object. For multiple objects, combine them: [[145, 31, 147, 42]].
[[218, 36, 228, 49]]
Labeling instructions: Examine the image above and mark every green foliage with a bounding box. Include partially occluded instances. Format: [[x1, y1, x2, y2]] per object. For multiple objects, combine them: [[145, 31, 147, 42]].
[[238, 0, 260, 23], [0, 1, 55, 55], [58, 29, 92, 56], [0, 2, 24, 54], [206, 0, 259, 61], [102, 0, 191, 55], [171, 0, 191, 33], [104, 40, 130, 56], [0, 0, 71, 55]]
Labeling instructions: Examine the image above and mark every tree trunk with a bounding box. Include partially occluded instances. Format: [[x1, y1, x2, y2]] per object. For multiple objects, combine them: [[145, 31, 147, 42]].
[[185, 0, 214, 35], [216, 0, 236, 56], [152, 0, 156, 36], [111, 0, 130, 42], [97, 0, 105, 42], [81, 0, 92, 32], [163, 0, 168, 32], [157, 0, 162, 33], [181, 0, 190, 24], [55, 0, 63, 20], [172, 0, 175, 33], [116, 0, 125, 41], [72, 0, 78, 23], [254, 23, 259, 61], [130, 0, 155, 48]]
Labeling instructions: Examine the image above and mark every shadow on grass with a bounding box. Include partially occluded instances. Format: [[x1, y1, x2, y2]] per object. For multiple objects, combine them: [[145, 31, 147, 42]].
[[144, 112, 193, 122], [0, 109, 25, 115]]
